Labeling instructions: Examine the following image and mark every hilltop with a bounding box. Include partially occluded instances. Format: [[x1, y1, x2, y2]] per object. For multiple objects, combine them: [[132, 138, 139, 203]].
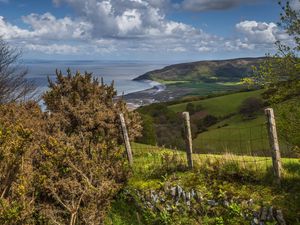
[[134, 57, 265, 83]]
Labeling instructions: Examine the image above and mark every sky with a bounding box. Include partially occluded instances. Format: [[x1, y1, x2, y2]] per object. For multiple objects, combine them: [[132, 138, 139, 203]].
[[0, 0, 298, 61]]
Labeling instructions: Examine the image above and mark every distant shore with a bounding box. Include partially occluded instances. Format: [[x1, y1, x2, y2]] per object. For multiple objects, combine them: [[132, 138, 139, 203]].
[[123, 80, 190, 109]]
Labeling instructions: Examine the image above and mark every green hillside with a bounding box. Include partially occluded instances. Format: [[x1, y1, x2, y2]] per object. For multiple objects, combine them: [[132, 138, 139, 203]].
[[169, 89, 264, 117], [134, 57, 265, 83], [106, 143, 300, 224]]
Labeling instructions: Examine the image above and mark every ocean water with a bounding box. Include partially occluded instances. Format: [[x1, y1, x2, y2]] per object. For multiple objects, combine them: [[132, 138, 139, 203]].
[[24, 60, 168, 96]]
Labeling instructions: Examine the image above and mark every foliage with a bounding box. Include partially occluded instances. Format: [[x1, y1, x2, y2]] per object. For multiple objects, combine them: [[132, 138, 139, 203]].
[[0, 70, 142, 224], [185, 102, 203, 115], [137, 114, 157, 145], [0, 38, 36, 103], [239, 97, 264, 119], [248, 1, 300, 150], [107, 143, 300, 224], [0, 102, 43, 224], [276, 98, 300, 151], [137, 103, 185, 149]]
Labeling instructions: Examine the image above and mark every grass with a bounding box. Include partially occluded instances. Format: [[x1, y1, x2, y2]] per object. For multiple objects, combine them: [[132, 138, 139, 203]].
[[106, 143, 300, 225], [192, 114, 269, 155], [169, 89, 264, 117], [166, 81, 242, 98]]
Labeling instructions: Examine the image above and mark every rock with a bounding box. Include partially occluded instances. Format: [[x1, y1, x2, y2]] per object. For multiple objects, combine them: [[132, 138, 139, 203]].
[[252, 217, 259, 225], [207, 200, 218, 206], [177, 185, 183, 198], [275, 210, 286, 225], [170, 187, 176, 198], [186, 192, 191, 201], [182, 191, 186, 202], [223, 200, 229, 207], [267, 206, 275, 221], [166, 204, 172, 211], [260, 207, 268, 221], [150, 191, 158, 203], [191, 189, 196, 199], [248, 199, 254, 206]]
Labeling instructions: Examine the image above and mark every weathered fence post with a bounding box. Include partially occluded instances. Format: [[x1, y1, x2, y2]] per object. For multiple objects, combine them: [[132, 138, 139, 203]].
[[265, 108, 282, 184], [182, 112, 193, 169], [119, 113, 133, 166]]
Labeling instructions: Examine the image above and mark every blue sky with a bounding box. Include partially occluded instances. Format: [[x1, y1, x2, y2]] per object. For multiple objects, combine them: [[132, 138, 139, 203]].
[[0, 0, 296, 61]]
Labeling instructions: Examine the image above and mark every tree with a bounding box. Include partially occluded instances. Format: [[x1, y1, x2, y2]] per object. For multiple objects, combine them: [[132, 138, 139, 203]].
[[185, 103, 204, 115], [186, 103, 196, 115], [239, 97, 263, 119], [137, 114, 157, 145], [0, 38, 36, 103], [248, 1, 300, 148]]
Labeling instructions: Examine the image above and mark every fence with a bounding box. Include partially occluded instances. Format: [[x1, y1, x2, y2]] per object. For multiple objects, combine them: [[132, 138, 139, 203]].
[[119, 108, 299, 184]]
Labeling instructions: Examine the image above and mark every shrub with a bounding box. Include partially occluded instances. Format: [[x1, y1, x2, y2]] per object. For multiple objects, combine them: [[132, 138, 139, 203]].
[[0, 102, 43, 224], [0, 69, 142, 224], [239, 97, 263, 119], [186, 103, 204, 115], [137, 114, 157, 145], [36, 69, 141, 224]]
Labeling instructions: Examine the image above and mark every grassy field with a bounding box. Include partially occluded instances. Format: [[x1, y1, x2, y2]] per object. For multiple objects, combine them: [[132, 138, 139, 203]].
[[192, 114, 269, 155], [169, 89, 264, 117], [106, 143, 300, 224], [166, 81, 242, 99]]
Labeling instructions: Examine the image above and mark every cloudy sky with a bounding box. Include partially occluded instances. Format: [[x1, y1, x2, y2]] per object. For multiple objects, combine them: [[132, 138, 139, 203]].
[[0, 0, 295, 61]]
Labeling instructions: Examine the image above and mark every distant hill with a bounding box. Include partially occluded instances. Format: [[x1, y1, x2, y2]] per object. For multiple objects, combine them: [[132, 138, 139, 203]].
[[134, 57, 266, 82]]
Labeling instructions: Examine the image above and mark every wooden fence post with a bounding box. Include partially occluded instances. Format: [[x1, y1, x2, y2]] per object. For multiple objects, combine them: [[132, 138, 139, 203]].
[[182, 112, 193, 169], [119, 113, 133, 166], [265, 108, 282, 184]]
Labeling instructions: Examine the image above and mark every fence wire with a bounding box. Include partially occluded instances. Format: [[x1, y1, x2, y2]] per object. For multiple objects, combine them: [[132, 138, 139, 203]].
[[124, 114, 299, 182]]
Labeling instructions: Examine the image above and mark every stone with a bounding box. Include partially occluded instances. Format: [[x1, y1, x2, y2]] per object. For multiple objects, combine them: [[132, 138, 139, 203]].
[[207, 200, 218, 206], [223, 200, 229, 207], [177, 185, 183, 198], [267, 206, 275, 221], [252, 217, 259, 224], [191, 189, 196, 199], [166, 204, 172, 211], [182, 191, 186, 202], [275, 210, 286, 225], [186, 192, 191, 201], [170, 187, 176, 198], [248, 199, 254, 206], [150, 191, 158, 203], [260, 207, 268, 221]]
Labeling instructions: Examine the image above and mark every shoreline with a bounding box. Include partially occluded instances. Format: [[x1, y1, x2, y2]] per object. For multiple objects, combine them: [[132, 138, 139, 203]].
[[123, 81, 165, 109], [123, 79, 190, 110]]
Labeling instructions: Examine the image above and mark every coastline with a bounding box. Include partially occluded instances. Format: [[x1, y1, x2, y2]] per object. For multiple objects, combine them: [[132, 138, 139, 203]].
[[123, 79, 190, 110]]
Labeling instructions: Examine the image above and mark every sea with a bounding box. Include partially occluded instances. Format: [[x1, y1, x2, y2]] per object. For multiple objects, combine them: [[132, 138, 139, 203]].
[[24, 60, 170, 96]]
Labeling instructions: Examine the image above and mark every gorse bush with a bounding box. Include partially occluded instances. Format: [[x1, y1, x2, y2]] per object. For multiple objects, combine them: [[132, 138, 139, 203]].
[[0, 102, 43, 224], [0, 69, 142, 224]]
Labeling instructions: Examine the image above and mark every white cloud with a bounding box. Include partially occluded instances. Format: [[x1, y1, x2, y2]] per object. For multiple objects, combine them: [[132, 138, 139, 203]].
[[22, 13, 92, 40], [25, 44, 79, 54], [0, 13, 91, 40], [236, 20, 279, 44], [0, 0, 287, 58]]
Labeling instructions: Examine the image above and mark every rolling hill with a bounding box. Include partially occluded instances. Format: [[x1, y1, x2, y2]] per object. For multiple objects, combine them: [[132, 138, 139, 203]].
[[134, 57, 265, 83]]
